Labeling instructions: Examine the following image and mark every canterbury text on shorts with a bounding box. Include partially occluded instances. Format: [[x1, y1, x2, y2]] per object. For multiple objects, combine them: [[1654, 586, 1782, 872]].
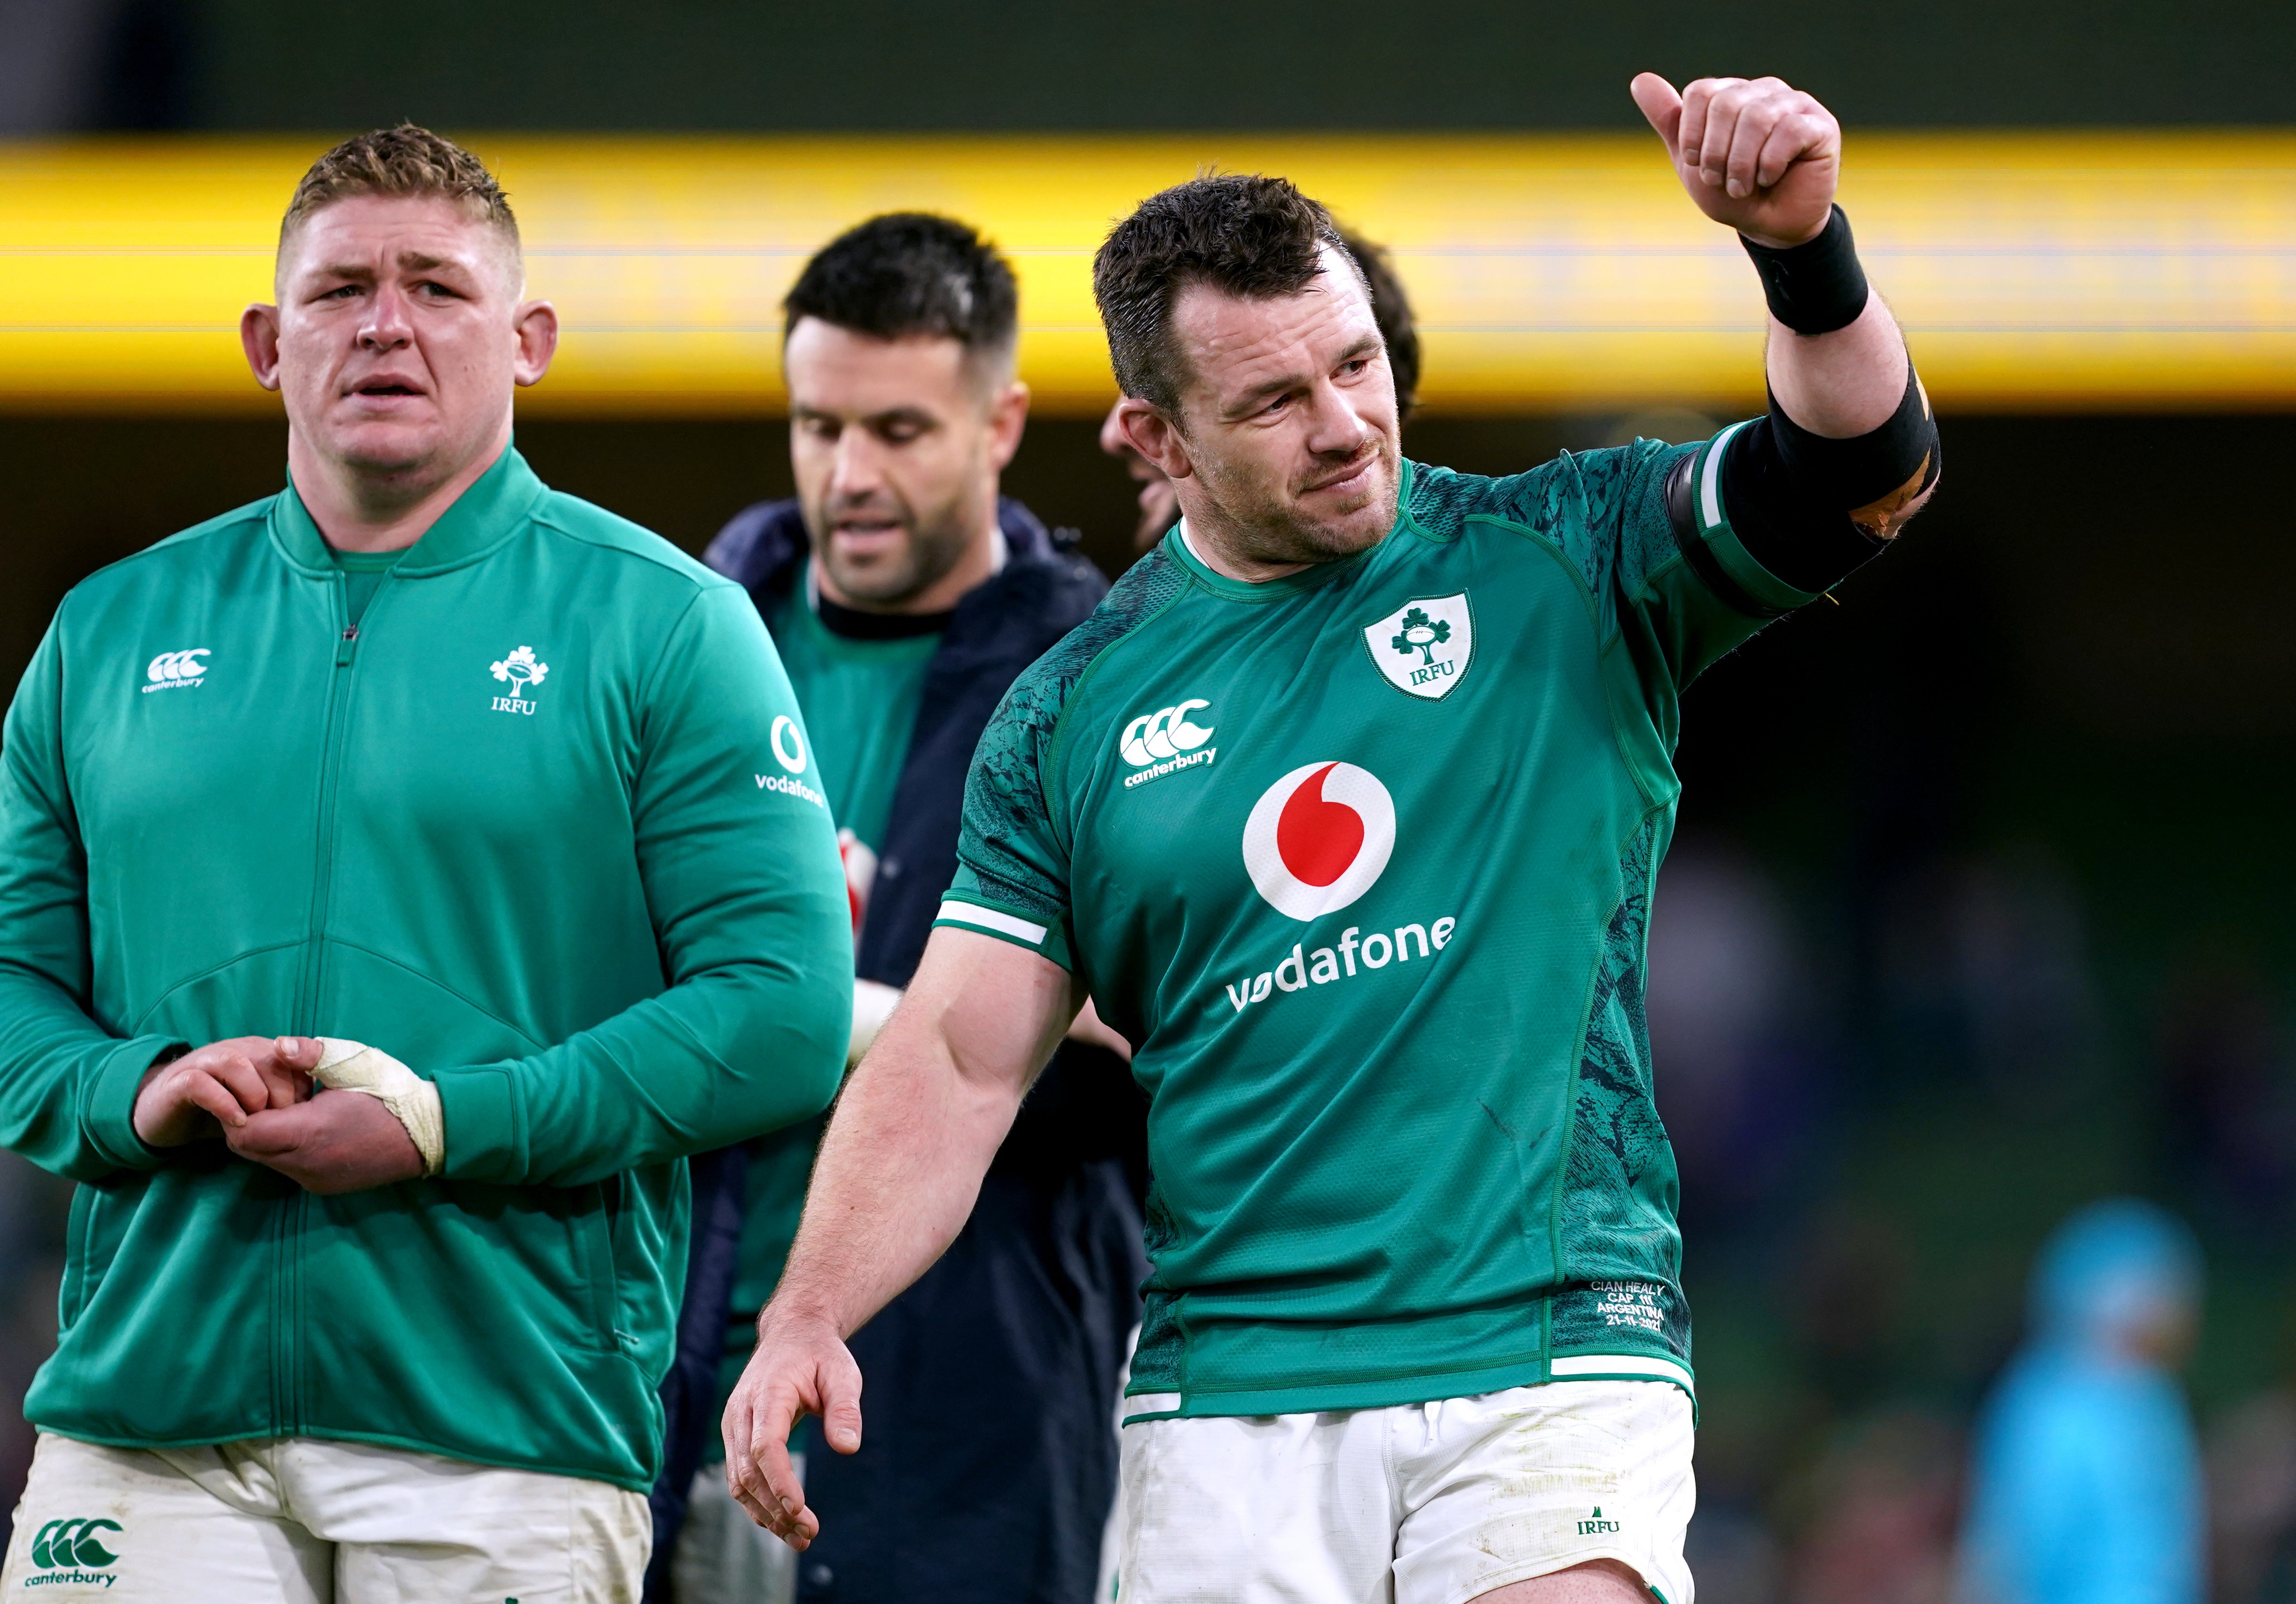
[[0, 1432, 650, 1603]]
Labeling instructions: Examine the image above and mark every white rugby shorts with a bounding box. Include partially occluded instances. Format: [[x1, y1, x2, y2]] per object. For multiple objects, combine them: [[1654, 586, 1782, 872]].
[[1114, 1379, 1694, 1604], [0, 1431, 650, 1603]]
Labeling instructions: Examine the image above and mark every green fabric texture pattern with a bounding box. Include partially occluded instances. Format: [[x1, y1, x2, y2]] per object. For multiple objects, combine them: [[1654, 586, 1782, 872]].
[[938, 437, 1814, 1418], [0, 447, 853, 1492], [768, 570, 942, 855]]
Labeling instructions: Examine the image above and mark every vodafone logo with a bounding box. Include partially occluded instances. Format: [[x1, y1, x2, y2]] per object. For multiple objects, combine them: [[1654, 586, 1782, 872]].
[[770, 714, 808, 773], [1242, 761, 1396, 921], [754, 714, 826, 810]]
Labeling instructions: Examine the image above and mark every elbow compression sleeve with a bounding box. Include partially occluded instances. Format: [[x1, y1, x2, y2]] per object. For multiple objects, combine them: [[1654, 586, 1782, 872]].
[[1670, 358, 1941, 596]]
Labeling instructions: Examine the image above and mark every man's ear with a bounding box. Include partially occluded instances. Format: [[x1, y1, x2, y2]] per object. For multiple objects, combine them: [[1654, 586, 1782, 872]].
[[512, 300, 559, 388], [1117, 398, 1192, 482], [986, 379, 1030, 472], [240, 303, 283, 392]]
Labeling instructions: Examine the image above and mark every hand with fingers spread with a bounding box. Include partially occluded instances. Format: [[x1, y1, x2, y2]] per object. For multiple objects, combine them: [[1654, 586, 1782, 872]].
[[721, 1300, 866, 1551], [132, 1034, 317, 1149], [1630, 72, 1840, 248]]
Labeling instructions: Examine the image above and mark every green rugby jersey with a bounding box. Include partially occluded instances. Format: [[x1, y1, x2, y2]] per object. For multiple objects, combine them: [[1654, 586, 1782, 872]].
[[936, 430, 1818, 1420]]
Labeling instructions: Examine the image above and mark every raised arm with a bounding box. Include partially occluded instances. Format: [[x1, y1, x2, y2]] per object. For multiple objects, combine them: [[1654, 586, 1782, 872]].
[[721, 926, 1079, 1550], [1633, 71, 1938, 541], [1544, 75, 1944, 713], [1634, 71, 1901, 423]]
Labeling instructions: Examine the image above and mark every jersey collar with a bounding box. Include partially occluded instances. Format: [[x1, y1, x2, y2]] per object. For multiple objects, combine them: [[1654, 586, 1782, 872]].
[[1164, 460, 1419, 603], [269, 444, 548, 578]]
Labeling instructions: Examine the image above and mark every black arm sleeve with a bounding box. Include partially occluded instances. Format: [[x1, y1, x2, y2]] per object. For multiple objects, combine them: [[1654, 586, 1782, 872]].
[[1665, 358, 1941, 596]]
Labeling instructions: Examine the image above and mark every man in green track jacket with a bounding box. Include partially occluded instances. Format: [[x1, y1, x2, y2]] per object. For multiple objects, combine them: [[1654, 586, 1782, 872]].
[[0, 126, 852, 1603]]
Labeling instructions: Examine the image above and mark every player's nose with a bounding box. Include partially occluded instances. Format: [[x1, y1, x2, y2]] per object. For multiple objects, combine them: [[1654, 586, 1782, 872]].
[[359, 284, 415, 348], [827, 429, 890, 499], [1300, 377, 1376, 456]]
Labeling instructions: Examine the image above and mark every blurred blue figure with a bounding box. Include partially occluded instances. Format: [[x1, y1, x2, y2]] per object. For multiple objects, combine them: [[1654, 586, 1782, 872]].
[[1960, 1199, 2205, 1604]]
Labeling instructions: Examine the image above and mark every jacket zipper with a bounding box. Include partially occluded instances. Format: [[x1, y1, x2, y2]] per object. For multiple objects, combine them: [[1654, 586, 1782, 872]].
[[295, 617, 363, 1026], [278, 583, 364, 1439]]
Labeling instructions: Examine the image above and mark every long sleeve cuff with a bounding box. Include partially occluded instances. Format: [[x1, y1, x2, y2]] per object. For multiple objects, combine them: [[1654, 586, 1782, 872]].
[[431, 1064, 520, 1182], [84, 1034, 190, 1173]]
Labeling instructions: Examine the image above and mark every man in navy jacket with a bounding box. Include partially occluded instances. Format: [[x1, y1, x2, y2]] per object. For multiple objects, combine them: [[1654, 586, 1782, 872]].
[[655, 213, 1145, 1604]]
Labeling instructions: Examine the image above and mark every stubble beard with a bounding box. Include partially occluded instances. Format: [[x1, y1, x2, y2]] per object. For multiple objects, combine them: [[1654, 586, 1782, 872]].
[[1196, 433, 1402, 570], [811, 483, 978, 610]]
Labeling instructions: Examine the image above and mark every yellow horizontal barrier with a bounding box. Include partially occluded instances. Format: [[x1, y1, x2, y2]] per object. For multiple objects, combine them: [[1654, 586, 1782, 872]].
[[2, 133, 2292, 415]]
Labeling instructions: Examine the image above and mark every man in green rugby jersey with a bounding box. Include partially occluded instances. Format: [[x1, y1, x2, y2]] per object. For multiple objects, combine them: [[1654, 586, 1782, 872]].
[[728, 73, 1939, 1602]]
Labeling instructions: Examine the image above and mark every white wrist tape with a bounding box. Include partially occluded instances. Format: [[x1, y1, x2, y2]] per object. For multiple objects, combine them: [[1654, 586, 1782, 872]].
[[849, 980, 903, 1068], [313, 1039, 445, 1177]]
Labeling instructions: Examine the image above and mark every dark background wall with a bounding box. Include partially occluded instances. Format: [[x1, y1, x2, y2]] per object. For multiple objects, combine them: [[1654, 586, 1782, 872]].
[[9, 0, 2296, 135], [188, 0, 2296, 131]]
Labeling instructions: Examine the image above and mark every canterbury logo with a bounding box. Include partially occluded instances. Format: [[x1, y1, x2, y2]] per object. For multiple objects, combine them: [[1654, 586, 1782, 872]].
[[29, 1516, 122, 1570], [1121, 701, 1212, 765], [141, 649, 210, 693], [1120, 699, 1217, 789]]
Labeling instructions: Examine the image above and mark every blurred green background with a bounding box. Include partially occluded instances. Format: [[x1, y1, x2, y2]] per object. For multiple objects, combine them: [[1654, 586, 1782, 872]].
[[4, 3, 2296, 1599]]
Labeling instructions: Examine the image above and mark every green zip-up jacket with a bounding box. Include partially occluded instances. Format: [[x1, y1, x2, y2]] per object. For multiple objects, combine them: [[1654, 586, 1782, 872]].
[[0, 448, 852, 1492]]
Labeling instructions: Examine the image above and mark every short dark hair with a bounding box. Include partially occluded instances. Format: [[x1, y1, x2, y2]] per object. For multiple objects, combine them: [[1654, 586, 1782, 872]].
[[1092, 173, 1360, 415], [784, 212, 1019, 371], [1340, 231, 1420, 421], [282, 124, 518, 258]]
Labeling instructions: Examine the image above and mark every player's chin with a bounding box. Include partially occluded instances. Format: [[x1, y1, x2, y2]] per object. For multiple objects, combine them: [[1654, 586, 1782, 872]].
[[822, 555, 920, 606], [325, 419, 443, 476], [1295, 490, 1397, 557]]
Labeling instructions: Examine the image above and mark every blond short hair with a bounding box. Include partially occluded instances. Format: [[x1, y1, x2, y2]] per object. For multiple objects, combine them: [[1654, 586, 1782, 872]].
[[279, 123, 521, 266]]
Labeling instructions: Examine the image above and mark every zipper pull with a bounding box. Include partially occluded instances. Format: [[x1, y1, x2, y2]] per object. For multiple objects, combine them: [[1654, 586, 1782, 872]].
[[335, 624, 359, 666]]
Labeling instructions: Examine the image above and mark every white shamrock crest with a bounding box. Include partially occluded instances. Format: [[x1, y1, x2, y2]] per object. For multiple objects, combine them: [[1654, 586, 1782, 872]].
[[1361, 593, 1473, 701], [490, 645, 549, 692]]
